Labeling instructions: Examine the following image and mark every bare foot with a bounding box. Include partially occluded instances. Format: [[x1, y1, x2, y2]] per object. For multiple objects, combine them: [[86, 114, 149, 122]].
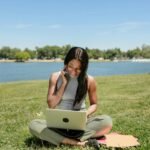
[[62, 137, 87, 146]]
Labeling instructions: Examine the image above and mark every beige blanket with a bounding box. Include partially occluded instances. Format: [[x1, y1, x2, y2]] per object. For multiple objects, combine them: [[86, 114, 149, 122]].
[[97, 132, 140, 148]]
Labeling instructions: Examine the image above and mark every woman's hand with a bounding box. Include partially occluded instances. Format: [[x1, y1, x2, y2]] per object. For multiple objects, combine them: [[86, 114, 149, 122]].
[[86, 104, 97, 117], [60, 70, 68, 86]]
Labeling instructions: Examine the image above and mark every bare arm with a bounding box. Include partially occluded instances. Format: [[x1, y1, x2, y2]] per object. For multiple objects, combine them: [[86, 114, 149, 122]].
[[86, 76, 98, 117], [47, 71, 67, 108]]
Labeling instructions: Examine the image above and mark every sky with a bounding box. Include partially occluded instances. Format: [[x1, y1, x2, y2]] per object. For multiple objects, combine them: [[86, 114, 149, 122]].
[[0, 0, 150, 51]]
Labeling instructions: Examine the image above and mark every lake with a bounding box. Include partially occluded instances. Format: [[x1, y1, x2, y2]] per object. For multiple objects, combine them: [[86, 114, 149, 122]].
[[0, 61, 150, 83]]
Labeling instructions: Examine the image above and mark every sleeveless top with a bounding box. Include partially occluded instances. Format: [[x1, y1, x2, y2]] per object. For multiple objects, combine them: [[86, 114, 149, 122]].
[[55, 76, 86, 110]]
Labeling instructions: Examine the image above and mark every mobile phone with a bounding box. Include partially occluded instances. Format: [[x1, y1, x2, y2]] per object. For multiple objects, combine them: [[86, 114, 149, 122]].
[[64, 71, 70, 80]]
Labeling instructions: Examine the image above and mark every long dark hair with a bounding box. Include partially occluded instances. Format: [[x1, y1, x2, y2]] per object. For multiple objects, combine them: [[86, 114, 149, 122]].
[[64, 47, 89, 106]]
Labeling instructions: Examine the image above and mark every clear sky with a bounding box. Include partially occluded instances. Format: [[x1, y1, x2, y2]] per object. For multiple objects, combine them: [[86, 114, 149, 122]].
[[0, 0, 150, 51]]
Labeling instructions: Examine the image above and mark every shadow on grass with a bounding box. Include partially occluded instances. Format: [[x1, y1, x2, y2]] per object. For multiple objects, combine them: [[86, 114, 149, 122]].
[[25, 136, 56, 149]]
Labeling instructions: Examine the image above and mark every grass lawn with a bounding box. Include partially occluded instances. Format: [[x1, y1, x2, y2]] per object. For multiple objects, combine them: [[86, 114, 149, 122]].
[[0, 74, 149, 150]]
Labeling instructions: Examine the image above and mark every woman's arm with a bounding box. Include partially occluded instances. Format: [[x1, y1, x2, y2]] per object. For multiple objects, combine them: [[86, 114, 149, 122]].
[[86, 75, 98, 117], [47, 71, 67, 108]]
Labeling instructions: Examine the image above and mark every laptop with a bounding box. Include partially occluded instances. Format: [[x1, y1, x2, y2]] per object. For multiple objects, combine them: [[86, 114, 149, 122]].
[[45, 108, 87, 130]]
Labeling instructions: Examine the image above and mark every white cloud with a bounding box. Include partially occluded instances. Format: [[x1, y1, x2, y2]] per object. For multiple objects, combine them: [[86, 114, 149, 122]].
[[47, 24, 61, 29], [96, 21, 150, 36], [113, 21, 150, 33], [13, 23, 62, 30], [15, 24, 32, 29]]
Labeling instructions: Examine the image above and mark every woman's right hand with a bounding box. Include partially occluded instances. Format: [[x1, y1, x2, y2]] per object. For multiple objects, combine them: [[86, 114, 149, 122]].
[[60, 71, 68, 86]]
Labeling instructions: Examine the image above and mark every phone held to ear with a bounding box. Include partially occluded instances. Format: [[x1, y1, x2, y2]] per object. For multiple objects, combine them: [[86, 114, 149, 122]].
[[64, 71, 70, 80]]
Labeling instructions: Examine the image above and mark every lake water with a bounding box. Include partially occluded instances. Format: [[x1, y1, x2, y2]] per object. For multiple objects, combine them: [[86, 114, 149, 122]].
[[0, 61, 150, 83]]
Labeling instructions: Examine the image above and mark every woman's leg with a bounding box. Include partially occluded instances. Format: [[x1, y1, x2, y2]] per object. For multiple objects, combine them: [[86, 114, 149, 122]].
[[29, 119, 87, 146], [29, 119, 65, 146], [79, 115, 112, 141], [90, 115, 112, 138]]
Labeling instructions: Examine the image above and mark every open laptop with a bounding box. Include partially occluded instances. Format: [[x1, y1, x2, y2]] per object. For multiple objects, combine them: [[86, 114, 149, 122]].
[[45, 108, 87, 130]]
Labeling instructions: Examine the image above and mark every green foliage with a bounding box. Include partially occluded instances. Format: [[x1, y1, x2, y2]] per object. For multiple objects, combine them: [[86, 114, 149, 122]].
[[36, 45, 63, 59], [141, 44, 150, 58], [127, 47, 142, 59], [0, 44, 150, 61], [24, 48, 37, 59], [0, 74, 149, 149], [0, 46, 11, 59], [103, 48, 122, 60], [88, 48, 103, 59], [15, 51, 31, 62]]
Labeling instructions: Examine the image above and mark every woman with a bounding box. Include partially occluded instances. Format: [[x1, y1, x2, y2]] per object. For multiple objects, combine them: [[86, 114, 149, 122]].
[[29, 47, 112, 148]]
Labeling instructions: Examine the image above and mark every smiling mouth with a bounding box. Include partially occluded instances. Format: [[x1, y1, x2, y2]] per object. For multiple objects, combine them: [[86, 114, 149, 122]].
[[69, 74, 78, 78]]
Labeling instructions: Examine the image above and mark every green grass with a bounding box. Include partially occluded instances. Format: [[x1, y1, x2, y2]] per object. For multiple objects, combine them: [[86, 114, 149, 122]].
[[0, 74, 150, 150]]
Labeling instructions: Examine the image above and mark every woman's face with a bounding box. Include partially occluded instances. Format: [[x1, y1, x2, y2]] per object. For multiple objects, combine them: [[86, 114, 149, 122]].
[[66, 59, 81, 78]]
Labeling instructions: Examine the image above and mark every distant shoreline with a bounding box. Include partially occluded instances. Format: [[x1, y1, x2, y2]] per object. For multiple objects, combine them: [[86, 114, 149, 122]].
[[0, 59, 63, 63], [0, 58, 110, 63], [0, 58, 150, 63]]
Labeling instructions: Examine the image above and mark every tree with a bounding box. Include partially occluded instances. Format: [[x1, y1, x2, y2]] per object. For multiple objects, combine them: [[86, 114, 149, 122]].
[[61, 44, 72, 59], [141, 44, 150, 58], [88, 49, 103, 59], [0, 46, 11, 59], [9, 48, 21, 59], [15, 51, 30, 62], [104, 48, 121, 60], [24, 48, 36, 59], [127, 47, 142, 59], [36, 47, 47, 59]]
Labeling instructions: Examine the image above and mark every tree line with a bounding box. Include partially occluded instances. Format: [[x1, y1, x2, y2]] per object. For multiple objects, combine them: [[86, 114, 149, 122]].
[[0, 44, 150, 62]]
